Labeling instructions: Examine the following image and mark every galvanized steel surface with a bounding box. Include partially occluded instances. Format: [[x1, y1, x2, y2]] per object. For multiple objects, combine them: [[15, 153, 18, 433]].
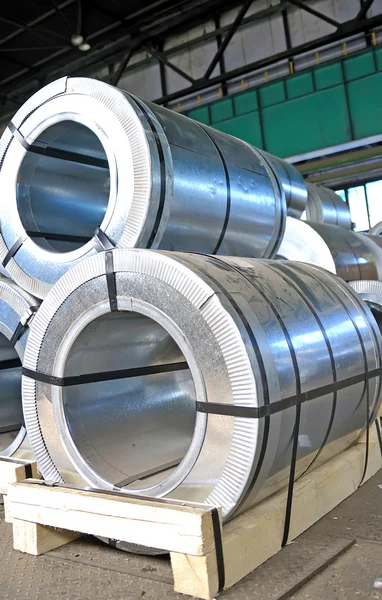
[[306, 183, 352, 229], [0, 278, 38, 459], [277, 217, 336, 273], [308, 222, 382, 281], [0, 76, 286, 299], [258, 151, 307, 218], [22, 250, 381, 526]]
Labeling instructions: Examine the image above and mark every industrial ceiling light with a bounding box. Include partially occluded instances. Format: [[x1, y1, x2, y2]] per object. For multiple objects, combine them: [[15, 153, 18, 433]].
[[78, 41, 91, 51], [71, 33, 84, 47]]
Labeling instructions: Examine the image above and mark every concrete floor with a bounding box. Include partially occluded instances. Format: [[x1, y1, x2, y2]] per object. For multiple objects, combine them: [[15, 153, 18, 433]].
[[1, 470, 382, 600]]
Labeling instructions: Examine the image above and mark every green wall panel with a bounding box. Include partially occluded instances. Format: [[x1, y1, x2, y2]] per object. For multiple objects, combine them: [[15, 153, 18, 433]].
[[348, 71, 382, 139], [214, 112, 263, 147], [183, 47, 382, 158], [286, 73, 314, 99], [375, 47, 382, 71], [186, 106, 210, 124], [210, 98, 234, 123], [344, 52, 375, 81], [262, 87, 351, 157], [234, 89, 258, 115], [313, 63, 343, 90], [259, 81, 285, 107]]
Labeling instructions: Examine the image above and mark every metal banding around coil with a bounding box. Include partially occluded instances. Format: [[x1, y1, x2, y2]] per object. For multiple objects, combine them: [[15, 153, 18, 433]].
[[0, 76, 287, 299], [22, 249, 382, 546], [0, 277, 39, 459]]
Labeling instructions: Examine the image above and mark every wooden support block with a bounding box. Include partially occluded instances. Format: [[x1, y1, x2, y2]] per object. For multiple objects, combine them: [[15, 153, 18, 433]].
[[0, 459, 38, 495], [8, 481, 219, 557], [3, 496, 12, 524], [171, 431, 382, 599], [13, 519, 81, 555]]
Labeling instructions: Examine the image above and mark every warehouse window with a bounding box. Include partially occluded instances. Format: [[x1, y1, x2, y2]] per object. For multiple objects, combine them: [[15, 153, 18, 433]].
[[335, 180, 382, 231]]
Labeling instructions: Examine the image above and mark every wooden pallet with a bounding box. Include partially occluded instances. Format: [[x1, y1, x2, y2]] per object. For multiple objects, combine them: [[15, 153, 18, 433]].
[[0, 457, 38, 523], [6, 425, 382, 600]]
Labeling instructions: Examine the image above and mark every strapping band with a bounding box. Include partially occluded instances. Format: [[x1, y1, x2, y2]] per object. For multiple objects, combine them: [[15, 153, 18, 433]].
[[196, 367, 382, 419], [92, 227, 114, 253], [8, 121, 30, 150], [2, 233, 27, 267], [10, 306, 39, 346], [105, 250, 118, 312], [22, 361, 189, 387]]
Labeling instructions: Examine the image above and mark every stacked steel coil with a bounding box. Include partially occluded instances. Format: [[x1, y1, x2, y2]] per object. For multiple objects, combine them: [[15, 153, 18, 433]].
[[0, 77, 380, 555], [0, 278, 38, 459], [305, 183, 352, 228]]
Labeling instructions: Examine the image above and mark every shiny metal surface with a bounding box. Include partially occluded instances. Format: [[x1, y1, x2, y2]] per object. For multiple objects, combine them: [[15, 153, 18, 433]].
[[258, 150, 307, 218], [277, 217, 336, 273], [0, 76, 286, 299], [308, 222, 382, 281], [306, 183, 352, 228], [23, 249, 381, 530], [0, 278, 38, 459], [370, 222, 382, 235]]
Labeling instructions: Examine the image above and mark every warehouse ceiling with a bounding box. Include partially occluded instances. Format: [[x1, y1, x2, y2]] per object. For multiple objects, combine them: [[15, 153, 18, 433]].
[[0, 0, 244, 109]]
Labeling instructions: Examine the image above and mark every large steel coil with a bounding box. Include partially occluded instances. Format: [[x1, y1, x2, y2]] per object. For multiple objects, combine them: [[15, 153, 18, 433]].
[[22, 249, 381, 530], [0, 76, 286, 299], [306, 183, 352, 228], [307, 222, 382, 281], [277, 217, 336, 273], [257, 151, 307, 218], [0, 278, 38, 459]]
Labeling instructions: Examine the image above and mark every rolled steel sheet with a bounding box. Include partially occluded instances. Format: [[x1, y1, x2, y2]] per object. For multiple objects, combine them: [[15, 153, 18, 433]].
[[308, 222, 382, 281], [23, 249, 381, 537], [306, 183, 352, 229], [0, 278, 38, 459], [0, 77, 285, 299], [277, 217, 336, 273], [258, 151, 307, 218], [370, 222, 382, 235]]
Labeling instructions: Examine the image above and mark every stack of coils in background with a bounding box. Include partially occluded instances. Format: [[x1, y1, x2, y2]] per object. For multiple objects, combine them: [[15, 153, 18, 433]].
[[0, 77, 379, 556]]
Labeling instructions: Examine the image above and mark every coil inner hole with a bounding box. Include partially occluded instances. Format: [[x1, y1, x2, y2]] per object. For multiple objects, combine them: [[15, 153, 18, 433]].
[[62, 311, 197, 490], [16, 121, 110, 252]]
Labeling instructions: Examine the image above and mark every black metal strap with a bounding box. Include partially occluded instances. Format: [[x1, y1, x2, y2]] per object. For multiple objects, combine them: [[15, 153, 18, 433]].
[[92, 227, 114, 253], [105, 250, 118, 312], [281, 404, 301, 547], [211, 506, 225, 594], [2, 233, 27, 267], [375, 418, 382, 459], [10, 306, 39, 346], [22, 361, 189, 387], [8, 121, 30, 150], [196, 367, 382, 420]]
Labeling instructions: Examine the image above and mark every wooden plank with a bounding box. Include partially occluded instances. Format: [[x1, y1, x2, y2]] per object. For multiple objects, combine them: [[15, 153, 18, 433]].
[[172, 429, 382, 599], [8, 482, 219, 557], [3, 496, 12, 523], [13, 519, 81, 555], [0, 459, 38, 495]]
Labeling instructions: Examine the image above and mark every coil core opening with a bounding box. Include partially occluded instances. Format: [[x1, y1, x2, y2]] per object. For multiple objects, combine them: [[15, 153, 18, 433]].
[[0, 333, 22, 454], [16, 120, 110, 253], [62, 310, 197, 491]]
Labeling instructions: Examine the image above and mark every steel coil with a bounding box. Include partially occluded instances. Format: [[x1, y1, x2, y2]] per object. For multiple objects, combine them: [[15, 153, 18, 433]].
[[22, 249, 381, 532], [257, 151, 307, 218], [0, 76, 285, 299], [308, 222, 382, 281], [370, 222, 382, 235], [277, 217, 336, 273], [306, 183, 352, 228], [0, 278, 38, 459]]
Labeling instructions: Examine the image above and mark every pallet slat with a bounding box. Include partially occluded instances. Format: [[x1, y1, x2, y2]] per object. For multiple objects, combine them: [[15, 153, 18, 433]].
[[8, 482, 220, 557], [172, 427, 382, 598], [6, 426, 382, 599]]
